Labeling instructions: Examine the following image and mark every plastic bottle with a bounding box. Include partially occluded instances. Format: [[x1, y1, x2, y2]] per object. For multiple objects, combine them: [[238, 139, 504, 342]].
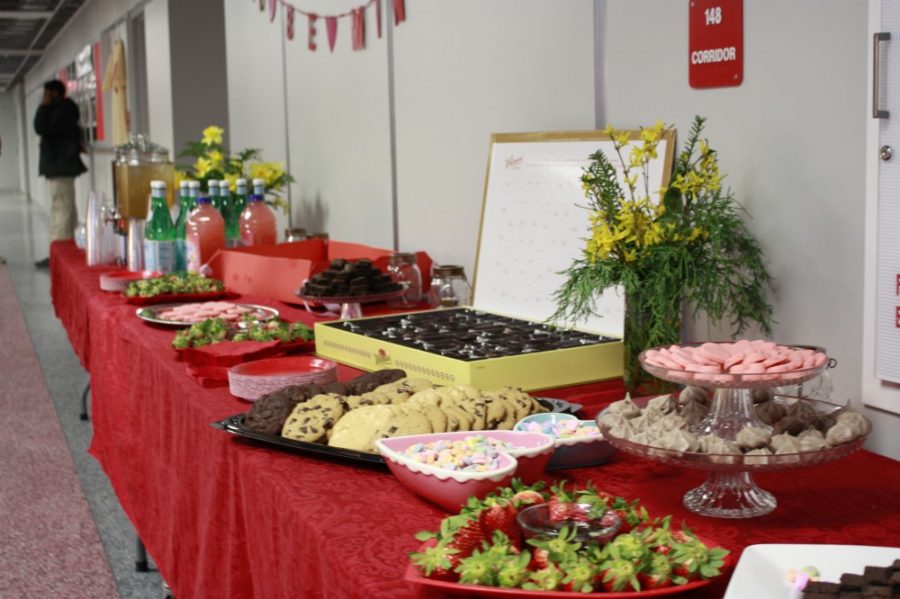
[[239, 178, 277, 247], [173, 180, 194, 271], [185, 195, 225, 274], [143, 180, 177, 273]]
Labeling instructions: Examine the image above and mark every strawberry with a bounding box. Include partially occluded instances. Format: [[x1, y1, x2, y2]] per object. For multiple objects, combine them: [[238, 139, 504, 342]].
[[479, 499, 522, 548], [527, 525, 582, 563], [637, 552, 684, 590], [455, 547, 498, 586], [606, 531, 649, 565], [446, 515, 488, 559], [598, 557, 640, 592], [560, 556, 597, 593], [512, 490, 545, 507], [528, 547, 551, 571], [495, 552, 531, 588], [409, 542, 461, 582], [522, 564, 564, 591], [641, 516, 680, 555], [670, 538, 729, 581]]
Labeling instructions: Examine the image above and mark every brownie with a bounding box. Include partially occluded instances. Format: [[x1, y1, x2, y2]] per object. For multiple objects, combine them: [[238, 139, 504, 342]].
[[859, 587, 890, 597], [890, 571, 900, 589], [864, 567, 889, 586], [841, 574, 865, 591], [805, 594, 837, 599], [836, 593, 862, 599], [805, 581, 841, 594]]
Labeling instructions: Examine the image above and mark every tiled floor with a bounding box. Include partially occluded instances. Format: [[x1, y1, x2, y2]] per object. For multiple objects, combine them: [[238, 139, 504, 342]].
[[0, 190, 162, 598]]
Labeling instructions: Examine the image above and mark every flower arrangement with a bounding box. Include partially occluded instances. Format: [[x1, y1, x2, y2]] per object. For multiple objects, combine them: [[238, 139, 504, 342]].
[[176, 125, 294, 212], [552, 116, 773, 392]]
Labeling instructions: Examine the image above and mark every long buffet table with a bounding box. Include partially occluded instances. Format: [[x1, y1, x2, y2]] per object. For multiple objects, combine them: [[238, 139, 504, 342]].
[[50, 240, 900, 599]]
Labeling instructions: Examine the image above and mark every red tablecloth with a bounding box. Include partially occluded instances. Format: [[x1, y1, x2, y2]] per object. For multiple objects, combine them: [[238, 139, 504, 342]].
[[49, 241, 900, 599]]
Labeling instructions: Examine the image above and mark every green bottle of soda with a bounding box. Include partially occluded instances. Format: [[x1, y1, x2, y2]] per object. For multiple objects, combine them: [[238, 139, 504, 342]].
[[143, 180, 176, 272], [173, 180, 191, 271], [209, 180, 226, 215], [225, 178, 245, 247]]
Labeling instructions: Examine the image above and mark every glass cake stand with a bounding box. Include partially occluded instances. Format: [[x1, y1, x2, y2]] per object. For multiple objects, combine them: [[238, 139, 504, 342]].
[[599, 346, 870, 519], [294, 289, 405, 320]]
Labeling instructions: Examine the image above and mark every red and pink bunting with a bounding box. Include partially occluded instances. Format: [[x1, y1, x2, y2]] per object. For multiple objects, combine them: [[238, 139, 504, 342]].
[[307, 13, 317, 51], [351, 7, 365, 51], [375, 0, 382, 38], [392, 0, 405, 25], [325, 16, 338, 52], [267, 0, 405, 51], [286, 5, 295, 40]]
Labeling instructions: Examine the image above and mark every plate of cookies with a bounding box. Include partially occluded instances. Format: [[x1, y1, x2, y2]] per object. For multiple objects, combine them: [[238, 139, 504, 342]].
[[211, 369, 582, 466]]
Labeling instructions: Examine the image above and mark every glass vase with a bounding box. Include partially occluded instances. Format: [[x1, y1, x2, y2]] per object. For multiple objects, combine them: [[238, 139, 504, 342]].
[[623, 286, 681, 394]]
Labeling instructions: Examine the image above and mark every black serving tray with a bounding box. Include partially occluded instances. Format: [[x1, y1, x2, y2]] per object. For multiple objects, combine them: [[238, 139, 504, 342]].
[[211, 397, 583, 466]]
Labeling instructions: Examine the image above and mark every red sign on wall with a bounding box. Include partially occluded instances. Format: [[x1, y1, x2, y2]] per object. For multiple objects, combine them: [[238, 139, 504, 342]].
[[689, 0, 743, 88]]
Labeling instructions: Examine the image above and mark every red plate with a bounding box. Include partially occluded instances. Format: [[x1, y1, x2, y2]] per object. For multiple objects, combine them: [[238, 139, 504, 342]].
[[405, 538, 727, 597], [124, 290, 229, 305], [228, 356, 338, 401], [229, 356, 336, 377]]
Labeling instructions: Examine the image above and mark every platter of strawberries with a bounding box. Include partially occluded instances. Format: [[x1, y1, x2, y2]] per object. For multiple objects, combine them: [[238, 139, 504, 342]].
[[407, 480, 730, 596]]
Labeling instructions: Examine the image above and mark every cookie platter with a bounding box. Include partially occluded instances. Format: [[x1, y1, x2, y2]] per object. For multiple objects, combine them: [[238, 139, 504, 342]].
[[136, 302, 278, 327], [211, 369, 583, 467], [314, 308, 624, 391]]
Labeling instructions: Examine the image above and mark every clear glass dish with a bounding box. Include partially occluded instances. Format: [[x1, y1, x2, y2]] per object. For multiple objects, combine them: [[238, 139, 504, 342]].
[[603, 346, 869, 519]]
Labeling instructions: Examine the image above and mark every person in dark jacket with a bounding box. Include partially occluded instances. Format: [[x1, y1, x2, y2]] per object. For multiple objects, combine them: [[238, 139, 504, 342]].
[[33, 79, 87, 268]]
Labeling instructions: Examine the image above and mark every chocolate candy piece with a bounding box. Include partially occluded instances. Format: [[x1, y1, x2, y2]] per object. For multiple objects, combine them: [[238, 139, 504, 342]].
[[864, 566, 889, 586], [841, 573, 865, 590], [805, 581, 840, 594]]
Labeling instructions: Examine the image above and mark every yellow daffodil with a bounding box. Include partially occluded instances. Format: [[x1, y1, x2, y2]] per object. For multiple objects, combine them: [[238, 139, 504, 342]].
[[223, 173, 239, 193], [194, 157, 213, 178], [202, 125, 224, 146], [208, 150, 224, 168]]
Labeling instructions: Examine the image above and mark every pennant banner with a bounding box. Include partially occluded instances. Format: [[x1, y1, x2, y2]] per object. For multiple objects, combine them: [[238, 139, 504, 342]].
[[325, 16, 338, 52], [307, 13, 317, 51], [286, 6, 295, 40], [261, 0, 406, 52]]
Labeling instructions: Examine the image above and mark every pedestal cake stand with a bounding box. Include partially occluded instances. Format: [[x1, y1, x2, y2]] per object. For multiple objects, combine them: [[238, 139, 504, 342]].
[[294, 289, 405, 320], [599, 346, 870, 519]]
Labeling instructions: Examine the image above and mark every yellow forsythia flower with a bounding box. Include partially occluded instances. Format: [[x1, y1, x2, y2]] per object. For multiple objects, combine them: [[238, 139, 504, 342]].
[[201, 125, 224, 146], [208, 150, 224, 168], [223, 173, 239, 193], [194, 157, 213, 178]]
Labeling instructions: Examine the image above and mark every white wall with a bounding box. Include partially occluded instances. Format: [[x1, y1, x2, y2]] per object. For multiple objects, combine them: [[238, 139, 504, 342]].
[[0, 92, 20, 190], [393, 0, 596, 274], [144, 0, 173, 154], [224, 0, 598, 260], [604, 0, 900, 459]]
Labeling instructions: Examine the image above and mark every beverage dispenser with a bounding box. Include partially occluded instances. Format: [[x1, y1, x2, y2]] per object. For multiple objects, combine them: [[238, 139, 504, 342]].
[[111, 134, 174, 270]]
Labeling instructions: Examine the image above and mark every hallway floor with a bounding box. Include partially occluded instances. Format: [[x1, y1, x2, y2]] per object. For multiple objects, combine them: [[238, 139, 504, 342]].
[[0, 190, 162, 598]]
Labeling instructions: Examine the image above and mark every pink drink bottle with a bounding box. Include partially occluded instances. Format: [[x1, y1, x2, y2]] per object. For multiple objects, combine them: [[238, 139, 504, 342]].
[[184, 195, 225, 273], [239, 178, 277, 247]]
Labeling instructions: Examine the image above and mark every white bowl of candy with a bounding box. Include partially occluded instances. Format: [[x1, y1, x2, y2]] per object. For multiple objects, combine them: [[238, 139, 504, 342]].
[[515, 413, 614, 470]]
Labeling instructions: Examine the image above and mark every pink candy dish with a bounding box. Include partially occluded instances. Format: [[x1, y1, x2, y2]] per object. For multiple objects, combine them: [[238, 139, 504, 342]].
[[375, 431, 554, 511]]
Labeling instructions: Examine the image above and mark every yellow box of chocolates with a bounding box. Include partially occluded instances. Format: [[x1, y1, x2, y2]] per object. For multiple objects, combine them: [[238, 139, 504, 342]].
[[314, 308, 623, 391], [317, 131, 638, 389]]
